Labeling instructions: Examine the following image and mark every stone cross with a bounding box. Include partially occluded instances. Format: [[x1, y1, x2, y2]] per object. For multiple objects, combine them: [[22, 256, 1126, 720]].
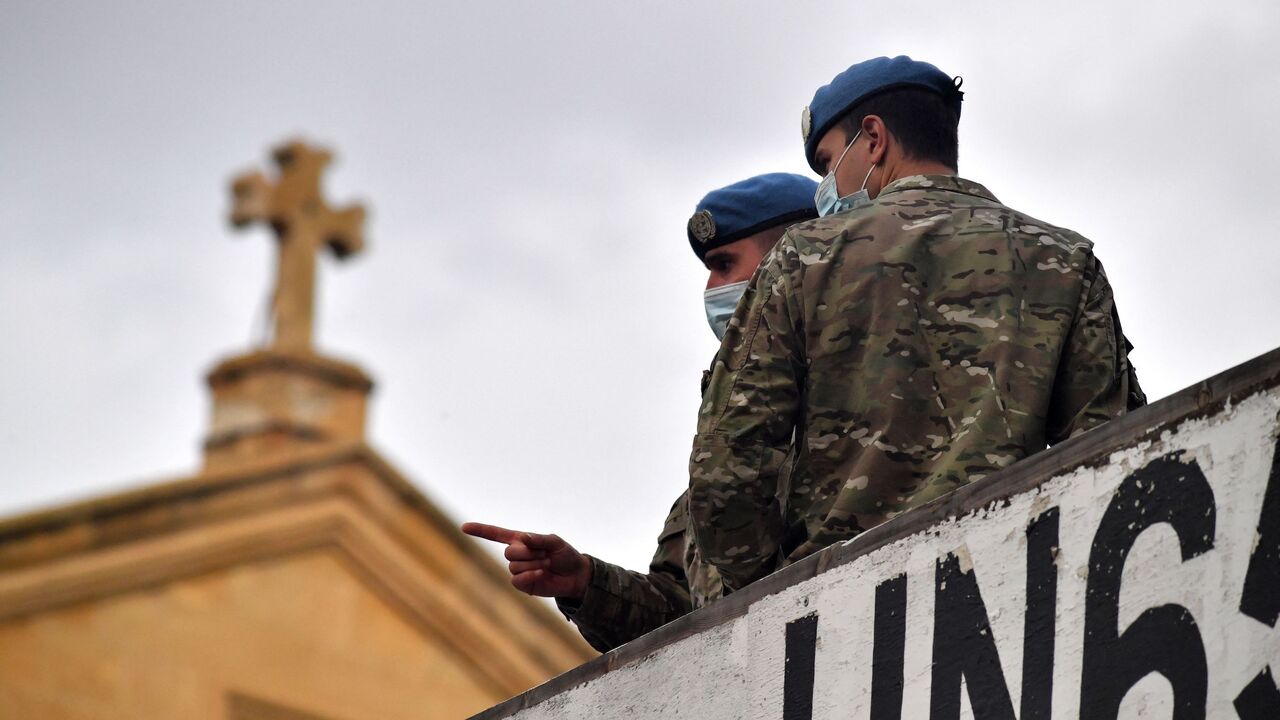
[[230, 140, 365, 352]]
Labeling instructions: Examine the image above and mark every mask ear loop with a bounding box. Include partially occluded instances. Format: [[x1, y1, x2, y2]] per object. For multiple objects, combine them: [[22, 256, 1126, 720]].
[[832, 129, 862, 174], [815, 129, 865, 209], [858, 161, 877, 192]]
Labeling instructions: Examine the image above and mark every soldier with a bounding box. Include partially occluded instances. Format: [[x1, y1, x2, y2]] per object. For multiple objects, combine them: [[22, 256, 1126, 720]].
[[689, 56, 1146, 604], [463, 173, 819, 650]]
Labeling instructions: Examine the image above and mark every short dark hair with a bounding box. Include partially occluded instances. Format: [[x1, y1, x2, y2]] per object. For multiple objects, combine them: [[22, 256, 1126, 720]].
[[837, 87, 959, 170]]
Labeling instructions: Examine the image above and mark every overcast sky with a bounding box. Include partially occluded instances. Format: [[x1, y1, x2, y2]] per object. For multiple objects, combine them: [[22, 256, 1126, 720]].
[[3, 1, 1278, 574]]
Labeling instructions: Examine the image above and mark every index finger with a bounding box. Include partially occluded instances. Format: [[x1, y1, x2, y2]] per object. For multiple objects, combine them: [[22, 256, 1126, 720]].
[[461, 522, 522, 545]]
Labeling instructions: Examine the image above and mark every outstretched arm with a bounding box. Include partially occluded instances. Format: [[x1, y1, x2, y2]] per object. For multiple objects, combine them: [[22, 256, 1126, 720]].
[[463, 496, 699, 652]]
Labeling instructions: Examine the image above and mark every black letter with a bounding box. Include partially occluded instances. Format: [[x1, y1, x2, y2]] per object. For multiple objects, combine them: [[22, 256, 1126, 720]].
[[871, 574, 907, 720], [929, 508, 1060, 720], [930, 553, 1017, 720], [1080, 452, 1214, 720], [1234, 438, 1280, 716], [1234, 667, 1280, 720], [1021, 508, 1060, 720], [784, 614, 818, 720], [1240, 438, 1280, 627]]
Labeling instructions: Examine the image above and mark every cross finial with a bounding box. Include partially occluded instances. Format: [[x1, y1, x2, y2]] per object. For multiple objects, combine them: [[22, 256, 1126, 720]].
[[230, 139, 366, 352]]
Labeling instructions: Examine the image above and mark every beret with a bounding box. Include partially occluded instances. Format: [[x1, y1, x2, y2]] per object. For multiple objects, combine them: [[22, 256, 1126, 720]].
[[802, 55, 963, 174], [687, 173, 819, 261]]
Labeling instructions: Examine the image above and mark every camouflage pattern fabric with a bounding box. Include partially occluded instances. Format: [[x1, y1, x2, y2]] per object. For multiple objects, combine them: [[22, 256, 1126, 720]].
[[688, 174, 1145, 605], [557, 492, 721, 652]]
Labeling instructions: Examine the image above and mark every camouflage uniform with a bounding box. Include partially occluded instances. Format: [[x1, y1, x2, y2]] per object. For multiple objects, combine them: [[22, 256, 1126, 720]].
[[688, 175, 1145, 604], [556, 492, 721, 652]]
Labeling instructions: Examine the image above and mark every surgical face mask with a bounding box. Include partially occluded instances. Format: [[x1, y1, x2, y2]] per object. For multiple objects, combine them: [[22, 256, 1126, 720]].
[[814, 129, 878, 217], [704, 280, 749, 341]]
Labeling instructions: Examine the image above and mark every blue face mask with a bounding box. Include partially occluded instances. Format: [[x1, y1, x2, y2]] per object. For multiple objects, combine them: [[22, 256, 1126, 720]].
[[704, 280, 749, 341], [814, 130, 878, 217]]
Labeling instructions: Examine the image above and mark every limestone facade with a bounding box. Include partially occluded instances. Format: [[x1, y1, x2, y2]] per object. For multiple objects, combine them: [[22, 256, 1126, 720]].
[[0, 442, 594, 719]]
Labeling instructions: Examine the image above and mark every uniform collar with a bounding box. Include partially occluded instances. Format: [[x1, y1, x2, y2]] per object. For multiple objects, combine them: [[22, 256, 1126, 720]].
[[877, 174, 999, 203]]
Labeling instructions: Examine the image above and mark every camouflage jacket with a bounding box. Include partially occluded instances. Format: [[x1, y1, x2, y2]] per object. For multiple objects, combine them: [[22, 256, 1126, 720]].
[[557, 492, 720, 652], [688, 175, 1145, 604]]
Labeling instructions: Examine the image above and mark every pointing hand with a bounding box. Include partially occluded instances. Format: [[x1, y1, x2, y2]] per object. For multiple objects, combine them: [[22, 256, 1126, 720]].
[[461, 522, 592, 599]]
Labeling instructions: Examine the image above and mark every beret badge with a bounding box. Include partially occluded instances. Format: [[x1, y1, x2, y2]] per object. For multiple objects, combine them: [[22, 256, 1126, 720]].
[[688, 209, 717, 244], [801, 106, 812, 142]]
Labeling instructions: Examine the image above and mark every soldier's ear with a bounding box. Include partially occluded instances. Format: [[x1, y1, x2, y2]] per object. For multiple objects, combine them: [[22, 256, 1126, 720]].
[[862, 115, 889, 166]]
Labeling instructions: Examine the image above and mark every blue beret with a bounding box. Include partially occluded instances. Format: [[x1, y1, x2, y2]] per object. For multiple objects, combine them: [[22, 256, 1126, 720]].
[[687, 173, 819, 261], [802, 55, 963, 173]]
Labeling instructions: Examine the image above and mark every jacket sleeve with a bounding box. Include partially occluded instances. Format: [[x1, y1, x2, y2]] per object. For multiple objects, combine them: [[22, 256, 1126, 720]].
[[688, 245, 805, 597], [556, 497, 693, 652], [1046, 256, 1147, 444]]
